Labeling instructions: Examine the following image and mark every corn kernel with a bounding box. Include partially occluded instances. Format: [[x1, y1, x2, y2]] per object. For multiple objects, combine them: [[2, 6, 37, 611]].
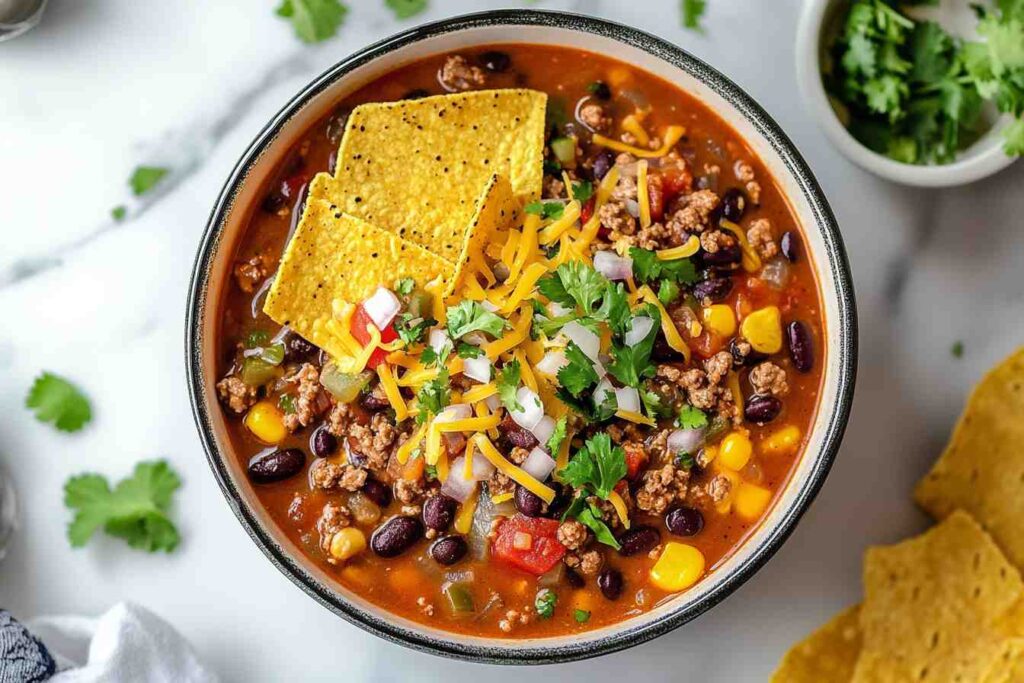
[[739, 306, 783, 354], [763, 425, 802, 455], [243, 400, 288, 444], [650, 542, 705, 592], [719, 432, 753, 471], [734, 483, 773, 521], [702, 304, 737, 337], [329, 527, 367, 561]]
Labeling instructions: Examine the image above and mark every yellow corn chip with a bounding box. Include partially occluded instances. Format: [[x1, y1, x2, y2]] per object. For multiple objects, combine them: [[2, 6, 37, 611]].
[[444, 173, 520, 298], [328, 89, 546, 262], [982, 639, 1024, 683], [915, 347, 1024, 569], [770, 605, 862, 683], [263, 196, 453, 358], [852, 511, 1024, 683]]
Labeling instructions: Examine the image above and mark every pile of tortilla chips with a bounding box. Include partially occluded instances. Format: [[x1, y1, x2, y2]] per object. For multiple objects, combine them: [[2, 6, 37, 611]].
[[772, 347, 1024, 682], [262, 89, 545, 359]]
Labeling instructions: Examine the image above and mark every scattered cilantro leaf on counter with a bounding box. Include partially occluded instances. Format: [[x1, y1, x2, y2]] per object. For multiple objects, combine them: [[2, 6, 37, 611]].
[[524, 200, 566, 220], [497, 359, 523, 412], [951, 340, 964, 358], [534, 589, 557, 619], [629, 247, 697, 285], [557, 343, 599, 398], [416, 370, 450, 423], [64, 460, 181, 552], [385, 0, 427, 19], [128, 166, 168, 196], [26, 372, 92, 433], [394, 277, 415, 296], [677, 404, 709, 430], [682, 0, 707, 31], [446, 300, 507, 339], [546, 416, 568, 455], [111, 205, 126, 222], [574, 609, 591, 623], [275, 0, 348, 44], [558, 433, 626, 500]]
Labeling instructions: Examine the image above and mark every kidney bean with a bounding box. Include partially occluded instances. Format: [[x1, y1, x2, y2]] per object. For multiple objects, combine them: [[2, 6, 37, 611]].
[[565, 567, 585, 588], [361, 389, 391, 412], [422, 494, 457, 532], [589, 81, 612, 101], [361, 478, 392, 508], [787, 321, 814, 373], [691, 277, 734, 303], [498, 414, 538, 450], [591, 150, 615, 180], [780, 231, 800, 262], [430, 536, 468, 566], [370, 516, 423, 558], [247, 448, 305, 483], [721, 188, 747, 222], [665, 507, 704, 537], [514, 485, 546, 518], [618, 526, 661, 557], [745, 394, 782, 424], [480, 50, 511, 72], [310, 426, 337, 458], [700, 243, 742, 267], [598, 567, 624, 601]]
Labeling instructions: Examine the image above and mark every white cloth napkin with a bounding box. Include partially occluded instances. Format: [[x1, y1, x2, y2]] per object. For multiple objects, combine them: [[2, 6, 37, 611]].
[[28, 603, 217, 683]]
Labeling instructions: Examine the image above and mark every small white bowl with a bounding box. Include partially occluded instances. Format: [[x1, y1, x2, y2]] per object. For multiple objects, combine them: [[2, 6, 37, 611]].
[[796, 0, 1017, 187]]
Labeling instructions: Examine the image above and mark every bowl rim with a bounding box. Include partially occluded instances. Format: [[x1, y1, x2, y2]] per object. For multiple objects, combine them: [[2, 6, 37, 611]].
[[795, 0, 1017, 188], [186, 8, 858, 665]]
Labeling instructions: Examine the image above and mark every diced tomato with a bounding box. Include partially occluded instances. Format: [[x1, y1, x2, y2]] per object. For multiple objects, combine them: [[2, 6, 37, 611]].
[[492, 514, 566, 576], [623, 442, 648, 480], [351, 304, 397, 369], [692, 330, 726, 359], [660, 165, 693, 202], [647, 172, 665, 222], [580, 196, 596, 224]]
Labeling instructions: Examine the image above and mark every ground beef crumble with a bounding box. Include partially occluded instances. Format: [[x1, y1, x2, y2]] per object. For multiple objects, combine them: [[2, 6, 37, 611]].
[[347, 413, 398, 470], [578, 103, 612, 132], [233, 254, 270, 294], [699, 229, 735, 254], [508, 446, 530, 466], [394, 477, 425, 505], [599, 199, 637, 246], [316, 501, 350, 555], [635, 463, 690, 514], [216, 375, 258, 414], [564, 549, 603, 576], [282, 363, 330, 432], [557, 519, 589, 550], [439, 54, 485, 91], [665, 189, 720, 237], [542, 175, 565, 199], [749, 361, 790, 397], [746, 218, 777, 259], [309, 459, 367, 492], [487, 471, 515, 497], [656, 352, 738, 422]]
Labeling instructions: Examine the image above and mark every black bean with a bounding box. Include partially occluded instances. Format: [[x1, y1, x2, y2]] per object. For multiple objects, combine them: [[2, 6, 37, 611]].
[[261, 192, 286, 214], [247, 448, 305, 483], [787, 321, 814, 373], [597, 567, 624, 601], [544, 482, 573, 520], [514, 485, 546, 518], [691, 277, 734, 303], [721, 188, 747, 223], [361, 478, 392, 508], [498, 414, 538, 450], [565, 567, 585, 588], [285, 334, 316, 363], [401, 88, 430, 100], [309, 426, 337, 458], [618, 526, 661, 556], [589, 81, 611, 101], [699, 243, 742, 267], [744, 394, 782, 424], [665, 507, 704, 537], [780, 231, 800, 263], [429, 536, 467, 566], [729, 337, 767, 368], [479, 51, 511, 73], [422, 494, 457, 532], [361, 388, 391, 412], [370, 516, 423, 557], [591, 150, 614, 180]]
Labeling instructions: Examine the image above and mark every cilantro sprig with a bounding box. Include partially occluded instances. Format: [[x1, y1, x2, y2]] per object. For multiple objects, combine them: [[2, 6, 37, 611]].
[[546, 416, 568, 455], [496, 360, 523, 412], [275, 0, 348, 43], [26, 372, 92, 433], [416, 370, 450, 423], [606, 306, 660, 388], [629, 247, 698, 286], [677, 404, 709, 430], [558, 433, 627, 500], [446, 300, 507, 339], [525, 201, 566, 220]]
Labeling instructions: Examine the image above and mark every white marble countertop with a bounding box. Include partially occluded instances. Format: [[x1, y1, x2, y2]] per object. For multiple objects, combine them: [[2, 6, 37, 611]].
[[1, 0, 1022, 680]]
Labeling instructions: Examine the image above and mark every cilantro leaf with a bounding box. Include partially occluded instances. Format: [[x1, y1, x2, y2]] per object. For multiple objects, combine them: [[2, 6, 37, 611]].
[[951, 340, 965, 358], [557, 433, 626, 500], [111, 205, 126, 222], [64, 460, 181, 552], [546, 416, 568, 455], [574, 609, 591, 623], [557, 342, 599, 398], [394, 277, 415, 296], [571, 180, 594, 203], [534, 589, 557, 619], [681, 0, 706, 31], [416, 370, 450, 423], [275, 0, 347, 44], [629, 247, 697, 285], [420, 342, 450, 368], [677, 404, 709, 430], [456, 342, 483, 359], [394, 314, 435, 345], [128, 166, 168, 196], [385, 0, 427, 20], [26, 372, 92, 433], [596, 281, 631, 336], [1004, 117, 1024, 155], [525, 201, 566, 220], [641, 387, 670, 419], [606, 308, 659, 388], [540, 261, 610, 316], [446, 300, 507, 339], [497, 360, 523, 412]]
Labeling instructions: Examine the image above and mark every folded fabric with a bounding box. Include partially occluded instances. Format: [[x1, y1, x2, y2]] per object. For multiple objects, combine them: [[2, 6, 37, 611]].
[[0, 609, 56, 682]]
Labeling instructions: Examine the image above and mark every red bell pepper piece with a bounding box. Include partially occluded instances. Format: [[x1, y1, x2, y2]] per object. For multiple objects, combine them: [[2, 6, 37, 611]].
[[350, 304, 396, 369]]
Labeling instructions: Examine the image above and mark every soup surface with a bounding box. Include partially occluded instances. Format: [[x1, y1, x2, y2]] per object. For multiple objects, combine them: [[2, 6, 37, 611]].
[[214, 44, 824, 638]]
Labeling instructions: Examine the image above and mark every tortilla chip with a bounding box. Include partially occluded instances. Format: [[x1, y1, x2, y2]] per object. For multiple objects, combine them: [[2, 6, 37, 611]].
[[914, 347, 1024, 569], [770, 605, 862, 683], [982, 640, 1024, 683], [852, 511, 1024, 683], [328, 89, 546, 262], [444, 173, 520, 298], [263, 196, 453, 358]]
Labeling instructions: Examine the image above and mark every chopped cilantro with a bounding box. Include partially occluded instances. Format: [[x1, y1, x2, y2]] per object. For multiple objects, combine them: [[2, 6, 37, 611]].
[[394, 277, 415, 296], [682, 0, 707, 31], [557, 342, 599, 398], [677, 404, 709, 430], [629, 247, 698, 285], [420, 342, 450, 368], [571, 179, 594, 203], [64, 460, 181, 552], [278, 394, 297, 415], [658, 279, 680, 306], [424, 464, 438, 481], [535, 589, 557, 619], [525, 200, 566, 220], [275, 0, 347, 43], [607, 308, 660, 388], [111, 205, 126, 222], [497, 360, 523, 412], [557, 433, 626, 500], [456, 342, 483, 359], [641, 387, 670, 419], [128, 166, 168, 196], [542, 158, 562, 176], [539, 261, 610, 316], [574, 609, 591, 623], [394, 313, 435, 345], [384, 0, 427, 20], [951, 340, 964, 358], [562, 495, 621, 549], [245, 330, 270, 348], [677, 452, 696, 471], [446, 300, 507, 339], [416, 370, 450, 423], [596, 281, 631, 336], [546, 416, 568, 455], [26, 372, 92, 433]]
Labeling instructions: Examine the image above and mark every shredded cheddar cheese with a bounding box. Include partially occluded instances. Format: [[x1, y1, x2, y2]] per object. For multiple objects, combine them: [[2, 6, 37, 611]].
[[397, 423, 426, 464], [615, 409, 657, 427], [591, 125, 686, 159], [637, 160, 651, 229], [376, 364, 408, 420], [638, 285, 691, 362], [472, 434, 555, 503], [608, 490, 632, 530], [656, 234, 701, 260]]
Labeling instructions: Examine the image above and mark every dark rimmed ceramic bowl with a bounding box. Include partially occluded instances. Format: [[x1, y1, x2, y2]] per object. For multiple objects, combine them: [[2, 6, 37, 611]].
[[186, 9, 857, 665]]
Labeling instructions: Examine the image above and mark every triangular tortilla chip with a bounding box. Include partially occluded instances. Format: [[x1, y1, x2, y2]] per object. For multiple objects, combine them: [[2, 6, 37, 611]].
[[771, 605, 862, 683], [444, 173, 520, 298]]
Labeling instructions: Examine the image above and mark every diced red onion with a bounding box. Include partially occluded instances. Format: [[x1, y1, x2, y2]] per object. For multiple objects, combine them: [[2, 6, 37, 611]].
[[435, 404, 472, 424], [530, 415, 556, 447], [362, 287, 401, 330], [510, 387, 544, 431], [463, 355, 492, 383], [624, 198, 639, 218], [429, 329, 451, 355], [594, 250, 634, 281], [535, 350, 568, 376], [594, 377, 616, 408], [614, 386, 640, 413], [667, 428, 705, 455], [563, 321, 600, 362], [624, 315, 655, 347], [521, 447, 557, 481]]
